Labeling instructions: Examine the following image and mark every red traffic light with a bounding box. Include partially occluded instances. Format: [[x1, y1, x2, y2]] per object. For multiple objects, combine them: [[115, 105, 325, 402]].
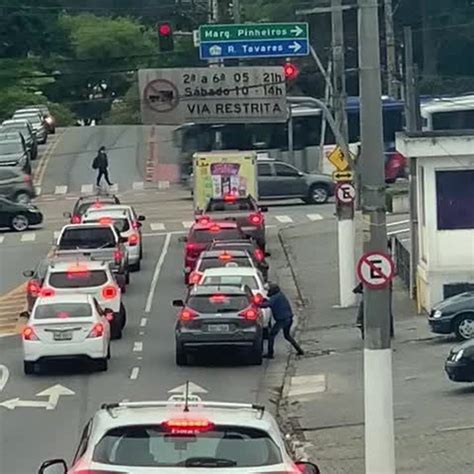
[[158, 23, 172, 36], [284, 63, 299, 80]]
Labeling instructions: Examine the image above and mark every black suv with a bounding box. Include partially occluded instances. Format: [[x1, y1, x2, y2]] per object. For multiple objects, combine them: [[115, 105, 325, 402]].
[[173, 285, 264, 366]]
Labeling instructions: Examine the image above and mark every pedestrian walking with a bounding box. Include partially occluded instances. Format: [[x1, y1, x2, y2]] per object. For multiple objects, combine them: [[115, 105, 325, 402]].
[[92, 146, 113, 187], [261, 283, 304, 359]]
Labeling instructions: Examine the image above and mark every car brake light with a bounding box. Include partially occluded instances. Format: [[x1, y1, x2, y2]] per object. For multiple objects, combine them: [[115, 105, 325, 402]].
[[40, 287, 55, 297], [209, 294, 228, 303], [162, 418, 214, 434], [253, 293, 264, 305], [22, 326, 38, 341], [249, 213, 263, 226], [113, 250, 123, 264], [186, 242, 199, 252], [224, 194, 236, 202], [209, 224, 221, 233], [254, 248, 264, 262], [196, 215, 211, 225], [88, 322, 104, 338], [189, 272, 202, 285], [27, 280, 41, 297], [128, 233, 139, 246], [102, 285, 118, 299], [92, 201, 103, 209], [180, 307, 197, 321], [239, 306, 258, 320], [71, 215, 81, 224], [99, 217, 113, 225], [218, 252, 232, 261]]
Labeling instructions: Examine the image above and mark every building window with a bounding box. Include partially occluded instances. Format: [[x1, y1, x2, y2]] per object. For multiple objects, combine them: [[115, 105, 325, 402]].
[[436, 170, 474, 230]]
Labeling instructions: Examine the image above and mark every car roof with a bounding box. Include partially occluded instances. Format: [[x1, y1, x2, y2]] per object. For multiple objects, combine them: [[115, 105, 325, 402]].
[[200, 250, 249, 259], [62, 223, 116, 230], [47, 259, 109, 272], [0, 132, 22, 140], [1, 118, 31, 126], [76, 194, 119, 205], [192, 220, 239, 231], [83, 207, 129, 219], [202, 267, 259, 277], [211, 239, 255, 246], [35, 293, 92, 306]]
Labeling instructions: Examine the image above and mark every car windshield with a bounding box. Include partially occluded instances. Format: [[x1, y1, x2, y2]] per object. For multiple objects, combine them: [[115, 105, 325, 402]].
[[192, 228, 242, 243], [34, 303, 92, 320], [0, 142, 22, 155], [58, 228, 116, 249], [206, 199, 255, 212], [15, 114, 40, 124], [202, 275, 259, 290], [198, 257, 252, 271], [48, 270, 108, 289], [187, 294, 250, 313], [93, 424, 282, 467]]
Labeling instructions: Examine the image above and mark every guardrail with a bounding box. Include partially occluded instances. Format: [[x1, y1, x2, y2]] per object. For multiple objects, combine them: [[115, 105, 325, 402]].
[[391, 235, 410, 289]]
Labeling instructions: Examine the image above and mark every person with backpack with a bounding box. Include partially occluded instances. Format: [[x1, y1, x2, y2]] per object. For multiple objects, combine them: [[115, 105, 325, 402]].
[[92, 146, 113, 187]]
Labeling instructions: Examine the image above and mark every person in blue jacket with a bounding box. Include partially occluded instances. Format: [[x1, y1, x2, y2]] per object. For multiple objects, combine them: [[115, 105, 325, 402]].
[[261, 283, 304, 359]]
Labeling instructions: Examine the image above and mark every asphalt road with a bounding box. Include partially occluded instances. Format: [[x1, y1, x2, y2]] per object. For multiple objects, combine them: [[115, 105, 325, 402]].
[[0, 125, 340, 473]]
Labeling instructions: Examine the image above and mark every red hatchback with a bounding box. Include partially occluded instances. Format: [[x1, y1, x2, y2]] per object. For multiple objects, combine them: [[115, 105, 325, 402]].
[[181, 220, 246, 284]]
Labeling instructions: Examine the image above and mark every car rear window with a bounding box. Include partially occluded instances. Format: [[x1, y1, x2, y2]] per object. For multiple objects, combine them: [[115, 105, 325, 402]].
[[85, 217, 130, 233], [48, 270, 108, 288], [212, 243, 254, 252], [187, 294, 250, 313], [198, 257, 252, 271], [77, 200, 117, 216], [206, 199, 255, 212], [34, 303, 92, 320], [192, 228, 243, 243], [202, 275, 259, 290], [59, 228, 116, 249], [93, 424, 282, 467]]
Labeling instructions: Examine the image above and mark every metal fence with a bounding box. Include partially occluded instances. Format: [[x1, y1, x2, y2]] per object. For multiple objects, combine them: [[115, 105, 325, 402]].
[[392, 235, 410, 288]]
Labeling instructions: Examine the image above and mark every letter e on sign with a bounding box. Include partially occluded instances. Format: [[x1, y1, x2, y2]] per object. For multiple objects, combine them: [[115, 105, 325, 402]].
[[356, 251, 395, 289]]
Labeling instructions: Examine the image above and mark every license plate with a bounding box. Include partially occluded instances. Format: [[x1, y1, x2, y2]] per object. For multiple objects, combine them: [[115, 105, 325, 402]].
[[53, 331, 72, 341], [208, 324, 230, 333]]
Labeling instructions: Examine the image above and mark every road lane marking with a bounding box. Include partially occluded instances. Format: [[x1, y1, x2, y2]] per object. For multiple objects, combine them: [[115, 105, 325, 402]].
[[21, 233, 36, 242], [158, 181, 170, 189], [140, 318, 147, 327], [145, 233, 171, 313], [133, 181, 144, 190], [275, 215, 293, 223], [150, 223, 165, 231], [130, 367, 140, 380], [33, 130, 65, 187], [307, 213, 323, 221], [55, 185, 67, 195], [133, 341, 143, 352], [182, 221, 193, 229], [0, 236, 4, 244], [36, 186, 41, 196], [387, 219, 410, 227], [387, 228, 410, 236], [0, 365, 9, 392], [81, 184, 93, 194]]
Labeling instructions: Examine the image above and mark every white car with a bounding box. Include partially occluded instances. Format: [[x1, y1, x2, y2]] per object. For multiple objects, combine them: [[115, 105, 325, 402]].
[[82, 205, 145, 271], [22, 293, 111, 375], [37, 400, 320, 473], [41, 258, 126, 339], [199, 266, 272, 335]]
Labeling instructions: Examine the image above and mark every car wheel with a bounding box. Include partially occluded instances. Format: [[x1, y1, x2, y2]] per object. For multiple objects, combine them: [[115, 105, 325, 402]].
[[139, 245, 143, 260], [125, 270, 130, 285], [111, 321, 123, 340], [23, 361, 35, 375], [51, 128, 56, 135], [454, 314, 474, 340], [176, 344, 188, 366], [130, 260, 141, 272], [10, 214, 29, 232], [119, 303, 127, 329], [305, 184, 329, 205], [15, 192, 32, 205], [95, 358, 108, 372], [107, 344, 111, 360], [249, 339, 263, 365]]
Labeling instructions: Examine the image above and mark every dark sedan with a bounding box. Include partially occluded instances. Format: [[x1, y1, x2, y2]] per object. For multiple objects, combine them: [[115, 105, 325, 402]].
[[0, 197, 43, 231], [428, 292, 474, 340], [445, 339, 474, 382]]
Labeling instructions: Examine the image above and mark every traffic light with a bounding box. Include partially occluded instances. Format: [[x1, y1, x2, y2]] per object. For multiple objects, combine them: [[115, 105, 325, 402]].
[[283, 62, 299, 81], [157, 22, 174, 52]]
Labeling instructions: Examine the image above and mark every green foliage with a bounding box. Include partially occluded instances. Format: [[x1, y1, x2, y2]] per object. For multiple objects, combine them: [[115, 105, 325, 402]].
[[102, 83, 141, 125], [46, 101, 77, 127], [0, 86, 43, 122]]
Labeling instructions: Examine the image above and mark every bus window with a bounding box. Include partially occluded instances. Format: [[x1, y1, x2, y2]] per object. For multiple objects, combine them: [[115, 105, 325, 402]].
[[432, 110, 474, 131]]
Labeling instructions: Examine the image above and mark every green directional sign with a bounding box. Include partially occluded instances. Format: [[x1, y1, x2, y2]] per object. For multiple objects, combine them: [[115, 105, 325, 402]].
[[200, 23, 309, 42]]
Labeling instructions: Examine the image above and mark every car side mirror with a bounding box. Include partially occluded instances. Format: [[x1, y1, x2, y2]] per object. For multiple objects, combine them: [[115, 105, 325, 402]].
[[259, 206, 268, 213], [172, 299, 184, 307], [295, 461, 321, 474], [22, 270, 34, 277], [63, 212, 71, 218], [138, 215, 146, 221], [19, 311, 30, 319], [38, 459, 68, 474], [178, 236, 187, 243]]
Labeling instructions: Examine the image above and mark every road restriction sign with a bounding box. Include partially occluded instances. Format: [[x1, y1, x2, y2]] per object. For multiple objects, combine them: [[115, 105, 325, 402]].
[[336, 182, 356, 204], [356, 251, 395, 289]]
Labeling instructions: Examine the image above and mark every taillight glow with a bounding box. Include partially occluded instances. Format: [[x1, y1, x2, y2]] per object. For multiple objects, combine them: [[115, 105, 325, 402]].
[[102, 285, 118, 299], [180, 307, 197, 321], [71, 215, 81, 224], [224, 194, 236, 202], [128, 233, 139, 246], [88, 322, 104, 338], [22, 326, 38, 341], [209, 224, 221, 233], [40, 287, 55, 297], [253, 293, 264, 305], [99, 217, 113, 225], [218, 252, 232, 261], [92, 201, 103, 209], [189, 272, 202, 285], [132, 221, 140, 229], [239, 306, 258, 320], [249, 213, 263, 226], [113, 250, 123, 263], [162, 418, 214, 433], [254, 248, 264, 262], [196, 215, 211, 225], [209, 294, 228, 303], [27, 280, 41, 297]]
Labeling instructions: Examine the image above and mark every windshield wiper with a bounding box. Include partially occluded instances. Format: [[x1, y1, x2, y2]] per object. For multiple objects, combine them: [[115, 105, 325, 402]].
[[182, 457, 237, 467]]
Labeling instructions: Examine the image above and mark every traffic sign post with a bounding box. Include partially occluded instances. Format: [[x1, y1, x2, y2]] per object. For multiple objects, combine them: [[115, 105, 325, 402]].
[[199, 23, 309, 60], [357, 251, 395, 290], [336, 182, 356, 204], [138, 67, 287, 125], [332, 170, 354, 182]]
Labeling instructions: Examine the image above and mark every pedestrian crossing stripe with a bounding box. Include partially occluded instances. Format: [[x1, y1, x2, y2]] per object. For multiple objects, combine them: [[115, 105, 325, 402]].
[[182, 221, 194, 229], [55, 185, 67, 195], [150, 223, 165, 231], [275, 215, 293, 223], [21, 233, 36, 242], [307, 213, 323, 221], [81, 184, 94, 194]]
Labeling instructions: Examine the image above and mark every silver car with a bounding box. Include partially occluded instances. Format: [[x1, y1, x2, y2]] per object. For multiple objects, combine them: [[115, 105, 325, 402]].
[[13, 110, 47, 144], [0, 132, 31, 174]]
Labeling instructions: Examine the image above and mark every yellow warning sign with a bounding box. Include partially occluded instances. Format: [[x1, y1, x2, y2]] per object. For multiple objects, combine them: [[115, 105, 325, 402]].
[[326, 146, 350, 171]]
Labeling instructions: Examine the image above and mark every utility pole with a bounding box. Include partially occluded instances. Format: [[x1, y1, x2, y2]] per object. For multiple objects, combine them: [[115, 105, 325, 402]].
[[404, 26, 421, 300], [358, 1, 395, 473], [383, 0, 399, 98], [232, 0, 241, 23]]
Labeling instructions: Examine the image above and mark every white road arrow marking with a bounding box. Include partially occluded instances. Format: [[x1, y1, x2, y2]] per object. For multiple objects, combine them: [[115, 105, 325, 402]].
[[168, 382, 208, 395], [0, 365, 9, 393], [288, 41, 302, 53], [0, 384, 75, 411], [36, 384, 75, 410], [291, 25, 304, 36]]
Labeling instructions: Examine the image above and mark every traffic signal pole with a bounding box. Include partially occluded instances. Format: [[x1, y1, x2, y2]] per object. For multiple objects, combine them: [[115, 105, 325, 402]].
[[358, 0, 395, 472]]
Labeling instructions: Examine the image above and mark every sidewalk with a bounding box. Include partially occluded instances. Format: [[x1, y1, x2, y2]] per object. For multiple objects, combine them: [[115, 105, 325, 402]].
[[276, 219, 474, 474]]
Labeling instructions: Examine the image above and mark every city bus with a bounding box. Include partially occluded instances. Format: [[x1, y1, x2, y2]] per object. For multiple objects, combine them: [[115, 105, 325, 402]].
[[420, 94, 474, 131], [173, 96, 406, 183]]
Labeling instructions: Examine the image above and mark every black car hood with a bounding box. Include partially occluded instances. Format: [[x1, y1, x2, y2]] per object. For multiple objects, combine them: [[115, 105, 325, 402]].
[[434, 292, 474, 312]]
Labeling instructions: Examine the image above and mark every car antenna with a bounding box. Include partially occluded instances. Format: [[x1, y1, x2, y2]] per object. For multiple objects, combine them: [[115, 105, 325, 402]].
[[184, 380, 190, 412]]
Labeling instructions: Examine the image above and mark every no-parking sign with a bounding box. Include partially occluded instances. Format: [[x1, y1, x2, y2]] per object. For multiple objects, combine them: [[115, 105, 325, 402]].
[[336, 182, 356, 204], [356, 251, 395, 289]]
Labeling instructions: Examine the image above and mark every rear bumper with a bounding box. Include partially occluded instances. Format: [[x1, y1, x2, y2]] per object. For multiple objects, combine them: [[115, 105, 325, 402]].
[[445, 361, 474, 382], [126, 244, 140, 264], [177, 327, 262, 349], [23, 338, 107, 362]]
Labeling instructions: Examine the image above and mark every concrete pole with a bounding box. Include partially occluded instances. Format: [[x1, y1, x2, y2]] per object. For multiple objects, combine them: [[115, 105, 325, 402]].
[[358, 1, 395, 473], [384, 0, 399, 98], [232, 0, 241, 23]]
